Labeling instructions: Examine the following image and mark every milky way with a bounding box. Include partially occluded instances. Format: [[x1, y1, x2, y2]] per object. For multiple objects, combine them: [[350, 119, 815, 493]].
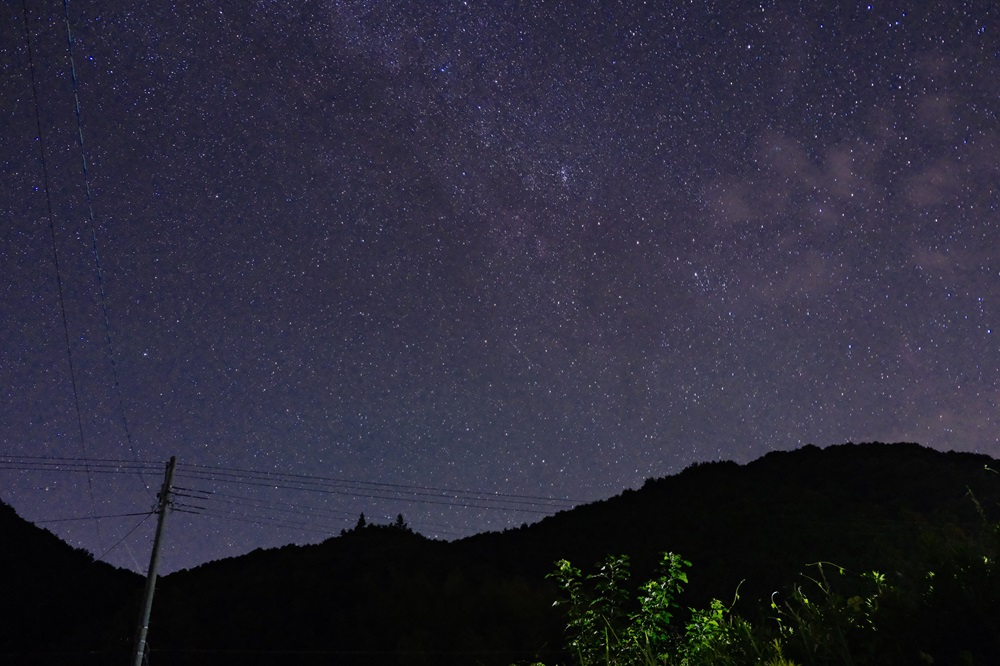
[[1, 1, 998, 572]]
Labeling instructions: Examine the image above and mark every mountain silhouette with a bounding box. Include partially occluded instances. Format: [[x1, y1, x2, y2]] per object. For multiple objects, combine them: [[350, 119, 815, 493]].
[[5, 441, 1000, 664], [0, 499, 141, 663]]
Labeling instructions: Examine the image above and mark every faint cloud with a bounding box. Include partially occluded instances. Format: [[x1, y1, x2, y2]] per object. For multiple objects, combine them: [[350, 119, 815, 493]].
[[904, 158, 961, 207], [915, 94, 955, 132], [701, 131, 878, 301], [910, 242, 989, 283], [760, 132, 813, 185], [759, 250, 844, 300], [703, 177, 787, 225]]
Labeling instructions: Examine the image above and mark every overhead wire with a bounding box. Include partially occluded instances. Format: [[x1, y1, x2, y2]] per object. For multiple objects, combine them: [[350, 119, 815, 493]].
[[180, 460, 585, 504], [35, 511, 154, 523], [171, 486, 464, 537], [2, 454, 583, 544], [171, 485, 469, 536], [177, 505, 340, 535], [96, 510, 154, 570], [60, 0, 153, 498], [173, 469, 568, 514], [0, 454, 583, 510], [20, 0, 102, 555], [176, 486, 356, 521], [18, 0, 158, 579], [180, 463, 584, 507], [168, 467, 574, 539], [1, 454, 159, 463], [0, 455, 165, 476], [1, 455, 583, 514]]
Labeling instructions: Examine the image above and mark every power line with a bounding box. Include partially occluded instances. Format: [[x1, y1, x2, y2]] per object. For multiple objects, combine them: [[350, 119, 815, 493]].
[[1, 455, 582, 508], [2, 454, 582, 543], [179, 460, 585, 504], [97, 510, 153, 570], [182, 505, 340, 535], [189, 504, 470, 539], [35, 511, 154, 523], [173, 469, 568, 514], [173, 485, 467, 536], [0, 456, 165, 476], [177, 486, 358, 521], [60, 0, 153, 499], [20, 0, 102, 555], [1, 455, 159, 464], [1, 455, 582, 515]]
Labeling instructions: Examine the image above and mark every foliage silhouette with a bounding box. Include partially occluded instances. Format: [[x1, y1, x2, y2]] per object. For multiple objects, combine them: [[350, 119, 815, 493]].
[[542, 548, 1000, 666], [543, 552, 792, 666]]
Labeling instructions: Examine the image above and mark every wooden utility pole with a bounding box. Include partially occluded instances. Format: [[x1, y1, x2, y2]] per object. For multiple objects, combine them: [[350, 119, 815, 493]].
[[131, 456, 176, 666]]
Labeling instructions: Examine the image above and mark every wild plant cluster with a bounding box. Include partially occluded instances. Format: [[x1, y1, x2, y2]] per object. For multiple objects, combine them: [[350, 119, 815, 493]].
[[531, 546, 999, 666]]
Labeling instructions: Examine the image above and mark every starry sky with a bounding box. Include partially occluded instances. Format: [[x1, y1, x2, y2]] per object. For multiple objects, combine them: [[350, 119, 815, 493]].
[[2, 0, 999, 573]]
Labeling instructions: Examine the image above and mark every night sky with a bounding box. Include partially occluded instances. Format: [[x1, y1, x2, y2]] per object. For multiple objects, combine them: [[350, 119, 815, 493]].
[[2, 1, 998, 574]]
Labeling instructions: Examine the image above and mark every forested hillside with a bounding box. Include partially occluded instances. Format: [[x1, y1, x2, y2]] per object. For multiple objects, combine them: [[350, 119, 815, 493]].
[[0, 500, 140, 663], [5, 442, 1000, 665]]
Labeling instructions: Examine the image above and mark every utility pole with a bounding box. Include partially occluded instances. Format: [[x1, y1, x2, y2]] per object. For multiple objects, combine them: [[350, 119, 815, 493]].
[[131, 456, 176, 666]]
